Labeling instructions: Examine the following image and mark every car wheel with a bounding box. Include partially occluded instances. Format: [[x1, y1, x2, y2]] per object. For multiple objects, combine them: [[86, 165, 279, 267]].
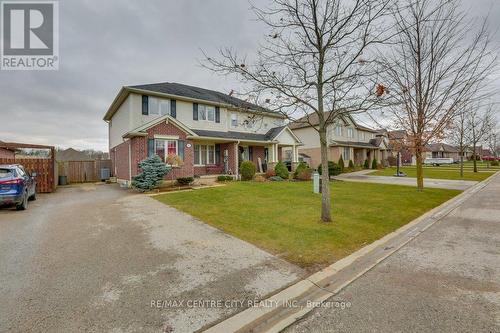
[[16, 193, 28, 210], [29, 192, 36, 201]]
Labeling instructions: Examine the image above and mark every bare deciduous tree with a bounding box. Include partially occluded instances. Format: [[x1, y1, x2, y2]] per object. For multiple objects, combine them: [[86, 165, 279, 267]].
[[449, 108, 470, 177], [378, 0, 497, 190], [202, 0, 392, 222], [467, 105, 495, 172]]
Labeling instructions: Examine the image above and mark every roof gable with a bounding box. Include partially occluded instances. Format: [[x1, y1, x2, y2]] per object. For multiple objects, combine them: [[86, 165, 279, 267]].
[[123, 115, 196, 138]]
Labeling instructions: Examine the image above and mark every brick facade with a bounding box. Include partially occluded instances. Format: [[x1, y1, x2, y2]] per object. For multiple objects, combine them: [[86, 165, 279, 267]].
[[111, 120, 243, 180], [0, 148, 15, 159], [250, 145, 266, 172]]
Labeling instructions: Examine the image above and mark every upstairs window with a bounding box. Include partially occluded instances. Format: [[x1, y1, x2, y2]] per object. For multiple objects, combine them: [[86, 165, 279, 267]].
[[198, 105, 216, 122], [335, 125, 343, 136], [231, 114, 238, 127], [143, 95, 170, 116], [347, 128, 354, 138]]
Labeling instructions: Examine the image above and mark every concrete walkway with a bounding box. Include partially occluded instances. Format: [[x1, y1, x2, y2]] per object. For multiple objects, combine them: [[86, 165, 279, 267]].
[[0, 184, 303, 333], [333, 169, 478, 190], [286, 173, 500, 333]]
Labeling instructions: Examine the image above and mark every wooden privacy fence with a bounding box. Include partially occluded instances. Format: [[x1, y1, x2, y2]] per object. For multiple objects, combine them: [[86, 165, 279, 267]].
[[57, 160, 111, 183], [0, 157, 55, 193]]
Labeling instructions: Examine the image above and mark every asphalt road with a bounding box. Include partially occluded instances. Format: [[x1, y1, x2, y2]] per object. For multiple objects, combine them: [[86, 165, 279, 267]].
[[0, 184, 302, 333], [286, 174, 500, 333]]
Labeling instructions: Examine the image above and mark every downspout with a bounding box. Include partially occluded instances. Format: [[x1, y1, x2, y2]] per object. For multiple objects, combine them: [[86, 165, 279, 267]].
[[235, 140, 240, 178], [128, 140, 132, 184]]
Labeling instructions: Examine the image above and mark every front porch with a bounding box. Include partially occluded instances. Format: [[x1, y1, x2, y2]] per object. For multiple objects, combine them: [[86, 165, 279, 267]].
[[189, 139, 301, 178]]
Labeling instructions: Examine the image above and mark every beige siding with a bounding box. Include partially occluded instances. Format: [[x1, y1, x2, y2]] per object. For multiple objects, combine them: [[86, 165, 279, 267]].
[[293, 127, 321, 149], [109, 96, 132, 149], [111, 93, 285, 141]]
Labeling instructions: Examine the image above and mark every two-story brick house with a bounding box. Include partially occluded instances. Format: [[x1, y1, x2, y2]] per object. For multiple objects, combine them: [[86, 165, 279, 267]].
[[104, 82, 302, 183], [290, 112, 389, 168]]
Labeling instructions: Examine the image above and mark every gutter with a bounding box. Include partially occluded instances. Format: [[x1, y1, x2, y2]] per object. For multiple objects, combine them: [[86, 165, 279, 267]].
[[186, 136, 279, 145]]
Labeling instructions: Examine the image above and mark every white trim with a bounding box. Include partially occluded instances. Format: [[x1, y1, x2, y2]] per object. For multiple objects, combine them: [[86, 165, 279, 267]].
[[272, 126, 302, 144], [154, 135, 179, 140]]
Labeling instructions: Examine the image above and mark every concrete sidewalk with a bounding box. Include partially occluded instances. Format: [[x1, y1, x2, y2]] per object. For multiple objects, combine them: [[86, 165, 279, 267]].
[[333, 170, 478, 190], [286, 172, 500, 332]]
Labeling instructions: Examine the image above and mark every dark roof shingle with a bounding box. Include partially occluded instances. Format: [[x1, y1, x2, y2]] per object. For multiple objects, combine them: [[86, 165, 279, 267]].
[[129, 82, 280, 116], [192, 126, 286, 142]]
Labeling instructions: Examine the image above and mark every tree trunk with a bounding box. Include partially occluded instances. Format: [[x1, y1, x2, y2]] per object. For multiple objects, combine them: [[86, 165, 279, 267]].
[[473, 144, 478, 173], [415, 145, 424, 191], [460, 155, 464, 178], [319, 128, 332, 222]]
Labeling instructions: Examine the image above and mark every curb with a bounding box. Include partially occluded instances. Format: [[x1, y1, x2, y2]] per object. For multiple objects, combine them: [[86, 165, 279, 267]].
[[203, 171, 499, 333]]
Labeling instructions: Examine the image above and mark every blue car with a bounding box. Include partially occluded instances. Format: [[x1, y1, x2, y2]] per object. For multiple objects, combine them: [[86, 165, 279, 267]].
[[0, 164, 37, 210]]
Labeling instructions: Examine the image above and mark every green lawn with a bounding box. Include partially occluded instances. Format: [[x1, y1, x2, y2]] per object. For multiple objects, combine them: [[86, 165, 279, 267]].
[[154, 181, 459, 269], [370, 166, 496, 181], [427, 161, 500, 170]]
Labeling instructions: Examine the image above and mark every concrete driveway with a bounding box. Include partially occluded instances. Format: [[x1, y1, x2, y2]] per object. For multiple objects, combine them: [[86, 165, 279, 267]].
[[333, 170, 478, 190], [0, 184, 302, 333], [286, 174, 500, 332]]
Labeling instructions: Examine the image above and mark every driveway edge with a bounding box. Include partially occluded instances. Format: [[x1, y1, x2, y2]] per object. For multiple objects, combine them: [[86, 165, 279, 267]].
[[203, 172, 499, 333]]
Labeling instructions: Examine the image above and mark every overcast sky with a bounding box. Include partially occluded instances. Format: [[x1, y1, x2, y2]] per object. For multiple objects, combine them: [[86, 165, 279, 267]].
[[1, 0, 499, 152]]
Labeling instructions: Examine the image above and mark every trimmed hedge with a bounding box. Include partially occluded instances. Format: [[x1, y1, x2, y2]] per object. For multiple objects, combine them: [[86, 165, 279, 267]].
[[318, 161, 342, 177], [293, 162, 308, 178], [274, 161, 289, 179], [348, 160, 354, 168], [363, 159, 369, 169], [176, 177, 194, 185], [217, 175, 233, 182], [240, 161, 256, 180], [371, 158, 378, 169], [338, 156, 344, 173]]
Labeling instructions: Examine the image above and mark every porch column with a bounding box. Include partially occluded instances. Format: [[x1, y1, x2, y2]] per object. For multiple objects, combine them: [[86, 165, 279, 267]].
[[291, 144, 299, 171], [268, 143, 278, 170], [234, 142, 239, 177]]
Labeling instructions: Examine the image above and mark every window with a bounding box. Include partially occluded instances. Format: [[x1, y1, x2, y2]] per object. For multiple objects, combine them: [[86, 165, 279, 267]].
[[335, 125, 343, 136], [347, 128, 354, 138], [194, 144, 216, 165], [146, 96, 170, 116], [155, 139, 165, 161], [198, 104, 216, 122], [231, 114, 238, 127], [207, 106, 215, 121], [343, 148, 350, 161], [155, 139, 178, 162]]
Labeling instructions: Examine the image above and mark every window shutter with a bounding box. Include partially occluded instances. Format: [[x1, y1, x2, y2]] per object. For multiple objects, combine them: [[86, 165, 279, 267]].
[[215, 106, 220, 123], [178, 140, 185, 161], [193, 103, 198, 120], [170, 99, 176, 118], [249, 146, 253, 161], [142, 95, 149, 115], [215, 144, 221, 164], [147, 139, 155, 157]]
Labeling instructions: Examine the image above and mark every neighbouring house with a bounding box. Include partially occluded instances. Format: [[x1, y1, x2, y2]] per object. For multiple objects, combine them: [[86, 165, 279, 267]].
[[387, 130, 414, 165], [104, 82, 302, 183], [0, 141, 16, 158], [424, 143, 460, 162], [56, 148, 94, 161], [289, 113, 389, 168]]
